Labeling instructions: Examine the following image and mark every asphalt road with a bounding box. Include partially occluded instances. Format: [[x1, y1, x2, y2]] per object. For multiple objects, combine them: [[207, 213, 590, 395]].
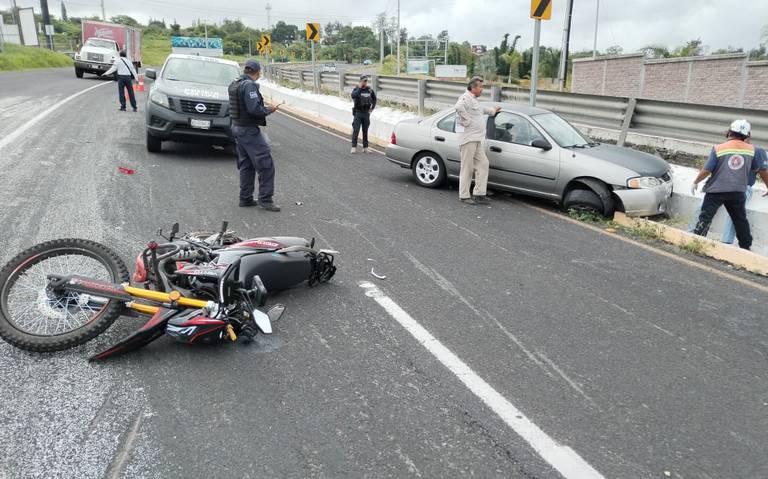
[[1, 68, 767, 479]]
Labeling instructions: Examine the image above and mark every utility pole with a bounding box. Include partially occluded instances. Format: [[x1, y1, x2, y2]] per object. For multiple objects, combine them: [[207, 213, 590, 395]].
[[396, 0, 400, 76], [592, 0, 599, 59], [40, 0, 53, 49], [379, 24, 384, 63], [100, 0, 105, 21], [444, 38, 447, 64], [558, 0, 574, 91]]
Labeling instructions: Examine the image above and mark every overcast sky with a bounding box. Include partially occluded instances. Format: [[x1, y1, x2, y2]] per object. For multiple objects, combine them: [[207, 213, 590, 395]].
[[11, 0, 768, 53]]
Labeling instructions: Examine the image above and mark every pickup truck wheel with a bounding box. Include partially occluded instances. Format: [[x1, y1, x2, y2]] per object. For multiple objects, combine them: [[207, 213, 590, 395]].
[[564, 189, 605, 216], [75, 68, 84, 78], [412, 152, 446, 188], [146, 132, 162, 153]]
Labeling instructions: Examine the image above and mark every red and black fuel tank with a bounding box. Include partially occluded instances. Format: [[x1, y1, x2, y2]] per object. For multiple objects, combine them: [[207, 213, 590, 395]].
[[217, 237, 313, 292]]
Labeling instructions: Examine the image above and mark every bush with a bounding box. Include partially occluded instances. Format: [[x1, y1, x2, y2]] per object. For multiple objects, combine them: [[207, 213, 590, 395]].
[[0, 44, 73, 71]]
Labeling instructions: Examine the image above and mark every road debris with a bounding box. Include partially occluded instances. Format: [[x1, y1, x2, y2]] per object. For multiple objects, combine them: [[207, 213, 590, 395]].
[[295, 201, 303, 206], [370, 267, 386, 280], [118, 166, 135, 175]]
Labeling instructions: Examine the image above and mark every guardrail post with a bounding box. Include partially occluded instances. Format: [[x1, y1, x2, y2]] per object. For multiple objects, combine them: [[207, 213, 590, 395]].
[[418, 79, 427, 117], [371, 74, 379, 94], [338, 72, 345, 94], [617, 97, 637, 147], [491, 85, 501, 102], [298, 70, 304, 90]]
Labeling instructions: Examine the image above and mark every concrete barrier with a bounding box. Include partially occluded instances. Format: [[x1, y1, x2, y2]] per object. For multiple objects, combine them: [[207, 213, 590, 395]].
[[259, 79, 768, 256]]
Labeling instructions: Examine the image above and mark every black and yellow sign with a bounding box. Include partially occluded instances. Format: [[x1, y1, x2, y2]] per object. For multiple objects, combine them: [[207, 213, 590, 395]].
[[306, 23, 320, 41], [256, 41, 264, 53], [530, 0, 552, 20], [261, 34, 271, 48]]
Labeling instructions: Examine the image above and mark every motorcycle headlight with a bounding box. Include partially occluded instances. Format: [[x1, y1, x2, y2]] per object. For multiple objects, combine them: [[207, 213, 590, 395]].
[[627, 176, 663, 189], [150, 90, 170, 109]]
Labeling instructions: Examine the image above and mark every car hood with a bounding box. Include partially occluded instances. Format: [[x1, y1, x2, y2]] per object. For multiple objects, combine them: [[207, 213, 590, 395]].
[[156, 79, 229, 101], [576, 143, 670, 177]]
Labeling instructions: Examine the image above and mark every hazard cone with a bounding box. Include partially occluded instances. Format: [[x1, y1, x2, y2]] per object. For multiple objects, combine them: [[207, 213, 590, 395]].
[[135, 73, 145, 92]]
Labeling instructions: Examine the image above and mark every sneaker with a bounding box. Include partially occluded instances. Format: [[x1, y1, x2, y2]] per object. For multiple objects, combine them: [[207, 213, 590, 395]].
[[363, 147, 371, 153], [460, 198, 476, 205], [258, 202, 281, 212], [119, 107, 126, 111], [132, 108, 137, 112], [473, 195, 491, 205], [239, 199, 258, 207], [350, 147, 358, 154]]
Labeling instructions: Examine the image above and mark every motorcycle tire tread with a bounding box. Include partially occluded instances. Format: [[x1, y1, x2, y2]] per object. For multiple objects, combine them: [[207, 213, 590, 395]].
[[0, 238, 129, 352]]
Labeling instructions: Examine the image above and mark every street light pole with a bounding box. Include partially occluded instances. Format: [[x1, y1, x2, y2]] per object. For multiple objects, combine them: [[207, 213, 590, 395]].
[[592, 0, 600, 59], [100, 0, 105, 21], [396, 0, 400, 76]]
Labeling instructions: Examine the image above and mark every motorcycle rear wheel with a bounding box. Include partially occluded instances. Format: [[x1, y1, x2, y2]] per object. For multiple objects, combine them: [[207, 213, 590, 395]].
[[0, 239, 129, 352]]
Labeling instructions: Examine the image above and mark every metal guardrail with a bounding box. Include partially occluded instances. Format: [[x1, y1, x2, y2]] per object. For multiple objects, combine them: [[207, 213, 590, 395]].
[[270, 65, 768, 149]]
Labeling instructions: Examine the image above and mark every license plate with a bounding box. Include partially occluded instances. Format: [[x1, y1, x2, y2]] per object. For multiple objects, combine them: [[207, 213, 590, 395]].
[[190, 119, 211, 130]]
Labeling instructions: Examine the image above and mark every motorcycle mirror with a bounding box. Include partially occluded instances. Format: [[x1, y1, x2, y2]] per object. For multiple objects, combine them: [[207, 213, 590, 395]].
[[266, 304, 285, 323], [251, 309, 273, 334]]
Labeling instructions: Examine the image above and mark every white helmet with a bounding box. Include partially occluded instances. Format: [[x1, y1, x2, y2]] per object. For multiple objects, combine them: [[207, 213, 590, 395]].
[[729, 119, 751, 137]]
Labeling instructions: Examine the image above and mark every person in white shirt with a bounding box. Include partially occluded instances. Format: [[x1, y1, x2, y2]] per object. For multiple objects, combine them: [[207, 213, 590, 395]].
[[103, 50, 139, 111], [454, 76, 500, 205]]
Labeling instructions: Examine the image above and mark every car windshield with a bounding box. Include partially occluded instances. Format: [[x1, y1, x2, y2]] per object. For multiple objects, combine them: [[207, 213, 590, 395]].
[[86, 38, 116, 49], [532, 112, 590, 148], [162, 58, 240, 86]]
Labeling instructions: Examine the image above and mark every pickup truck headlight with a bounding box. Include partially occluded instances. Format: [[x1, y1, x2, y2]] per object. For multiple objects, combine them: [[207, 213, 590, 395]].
[[150, 90, 170, 109], [627, 176, 663, 189], [75, 52, 81, 60]]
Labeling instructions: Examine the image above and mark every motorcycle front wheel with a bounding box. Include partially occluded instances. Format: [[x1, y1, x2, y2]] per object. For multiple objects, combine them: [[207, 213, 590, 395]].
[[0, 238, 129, 352]]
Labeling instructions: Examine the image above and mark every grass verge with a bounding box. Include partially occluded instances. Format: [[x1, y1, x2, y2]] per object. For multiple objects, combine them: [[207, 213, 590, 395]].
[[0, 44, 73, 71]]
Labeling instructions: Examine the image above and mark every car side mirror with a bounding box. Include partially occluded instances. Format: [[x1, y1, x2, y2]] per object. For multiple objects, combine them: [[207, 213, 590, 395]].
[[145, 69, 157, 80], [531, 139, 552, 151]]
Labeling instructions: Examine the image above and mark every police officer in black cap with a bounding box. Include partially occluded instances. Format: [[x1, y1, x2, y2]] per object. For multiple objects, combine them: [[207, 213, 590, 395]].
[[350, 74, 377, 154], [228, 59, 282, 211]]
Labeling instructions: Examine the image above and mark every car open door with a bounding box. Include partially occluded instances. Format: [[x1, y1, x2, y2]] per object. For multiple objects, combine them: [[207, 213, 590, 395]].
[[485, 112, 560, 197]]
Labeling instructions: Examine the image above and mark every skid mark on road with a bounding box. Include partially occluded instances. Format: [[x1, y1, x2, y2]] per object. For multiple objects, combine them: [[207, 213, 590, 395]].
[[105, 412, 144, 479], [359, 281, 605, 479]]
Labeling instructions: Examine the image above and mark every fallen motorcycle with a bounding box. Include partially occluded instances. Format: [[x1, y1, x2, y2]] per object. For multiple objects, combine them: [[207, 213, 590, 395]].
[[0, 222, 337, 361]]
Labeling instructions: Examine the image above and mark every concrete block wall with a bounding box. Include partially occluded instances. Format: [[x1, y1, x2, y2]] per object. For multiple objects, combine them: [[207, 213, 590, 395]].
[[744, 61, 768, 110], [572, 53, 768, 109]]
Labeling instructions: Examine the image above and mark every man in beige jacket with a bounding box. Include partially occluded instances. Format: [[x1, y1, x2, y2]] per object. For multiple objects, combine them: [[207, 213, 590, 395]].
[[455, 76, 500, 204]]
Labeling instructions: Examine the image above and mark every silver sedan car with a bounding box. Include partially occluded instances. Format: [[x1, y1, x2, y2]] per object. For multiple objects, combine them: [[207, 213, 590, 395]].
[[385, 103, 673, 216]]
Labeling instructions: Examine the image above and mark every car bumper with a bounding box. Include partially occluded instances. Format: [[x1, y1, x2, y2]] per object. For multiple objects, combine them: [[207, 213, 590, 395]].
[[385, 144, 415, 168], [74, 60, 112, 73], [614, 181, 673, 217], [146, 102, 232, 144]]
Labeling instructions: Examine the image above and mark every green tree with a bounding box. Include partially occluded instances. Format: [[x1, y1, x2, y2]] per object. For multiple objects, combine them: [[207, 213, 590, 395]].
[[605, 45, 623, 55], [272, 21, 299, 44], [673, 38, 703, 57], [110, 15, 140, 27], [639, 45, 670, 58]]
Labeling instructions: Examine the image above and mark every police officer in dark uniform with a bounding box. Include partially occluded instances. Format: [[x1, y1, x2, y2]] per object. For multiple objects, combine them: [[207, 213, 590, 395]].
[[350, 75, 377, 154], [228, 59, 282, 211]]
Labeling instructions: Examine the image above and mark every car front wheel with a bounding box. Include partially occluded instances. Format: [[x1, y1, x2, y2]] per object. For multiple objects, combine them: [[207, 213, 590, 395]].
[[412, 153, 446, 188], [146, 132, 162, 153], [564, 188, 605, 215]]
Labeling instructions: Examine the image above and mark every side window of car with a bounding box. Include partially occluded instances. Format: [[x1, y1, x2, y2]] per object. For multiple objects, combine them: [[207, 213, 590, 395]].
[[437, 113, 456, 133], [492, 112, 545, 147]]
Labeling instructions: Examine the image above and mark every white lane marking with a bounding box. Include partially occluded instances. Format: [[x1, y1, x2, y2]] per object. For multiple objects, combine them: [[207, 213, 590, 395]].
[[358, 280, 605, 479], [0, 81, 110, 151]]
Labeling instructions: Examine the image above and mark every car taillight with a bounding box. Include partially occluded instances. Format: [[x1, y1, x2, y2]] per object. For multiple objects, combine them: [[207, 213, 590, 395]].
[[391, 131, 397, 145], [133, 253, 147, 283]]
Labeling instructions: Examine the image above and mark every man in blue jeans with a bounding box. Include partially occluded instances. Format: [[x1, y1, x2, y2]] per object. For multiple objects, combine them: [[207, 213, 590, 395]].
[[688, 146, 766, 243], [690, 120, 768, 250]]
